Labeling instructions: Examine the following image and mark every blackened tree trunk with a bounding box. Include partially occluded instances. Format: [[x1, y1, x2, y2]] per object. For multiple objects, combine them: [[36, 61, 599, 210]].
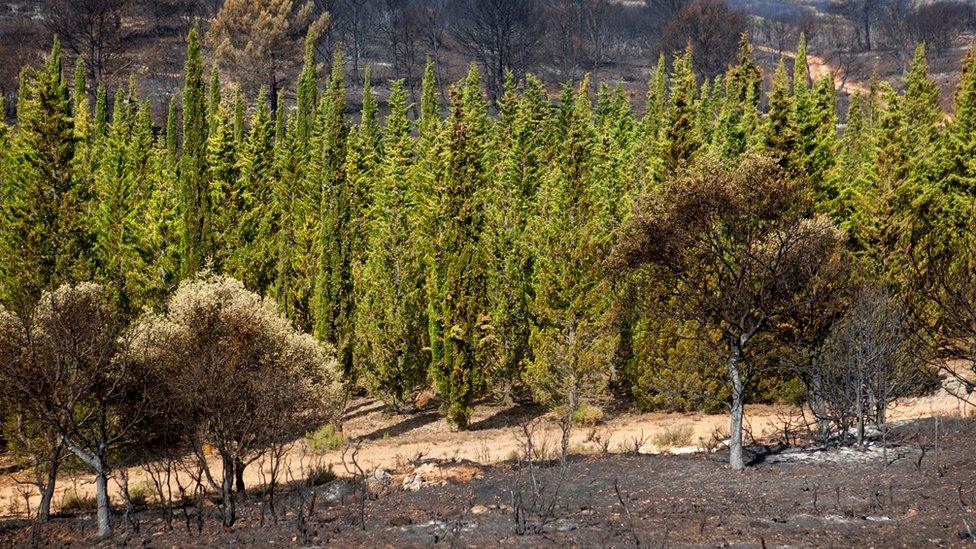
[[36, 443, 62, 522]]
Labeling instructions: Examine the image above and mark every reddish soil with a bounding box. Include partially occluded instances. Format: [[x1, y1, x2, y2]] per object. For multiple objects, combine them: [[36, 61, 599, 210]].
[[1, 417, 974, 547]]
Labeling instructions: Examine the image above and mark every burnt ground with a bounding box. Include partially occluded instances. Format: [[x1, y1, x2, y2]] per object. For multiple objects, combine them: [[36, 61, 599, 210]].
[[2, 417, 975, 547]]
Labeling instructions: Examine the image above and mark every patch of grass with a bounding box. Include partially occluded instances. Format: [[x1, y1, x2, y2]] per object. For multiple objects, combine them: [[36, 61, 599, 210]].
[[572, 404, 605, 427], [553, 404, 605, 427], [305, 424, 346, 453], [127, 481, 154, 507], [60, 491, 97, 514], [306, 464, 336, 487], [651, 423, 694, 451]]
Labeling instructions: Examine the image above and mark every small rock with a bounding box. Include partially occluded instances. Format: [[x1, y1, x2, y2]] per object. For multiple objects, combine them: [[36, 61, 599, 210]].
[[552, 518, 578, 532], [402, 473, 423, 492], [414, 462, 439, 476], [470, 504, 489, 515], [322, 481, 352, 502], [373, 468, 392, 482]]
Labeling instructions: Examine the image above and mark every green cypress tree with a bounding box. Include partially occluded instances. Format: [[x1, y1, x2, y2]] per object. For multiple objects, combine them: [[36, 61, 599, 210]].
[[356, 80, 429, 409], [526, 75, 616, 412], [0, 39, 92, 308], [313, 47, 356, 377], [763, 59, 795, 163], [484, 73, 551, 399], [92, 88, 155, 314], [207, 99, 239, 268], [945, 47, 976, 193], [662, 46, 699, 175], [179, 27, 212, 277], [227, 89, 276, 294], [430, 66, 491, 429], [296, 29, 319, 149], [714, 34, 761, 159]]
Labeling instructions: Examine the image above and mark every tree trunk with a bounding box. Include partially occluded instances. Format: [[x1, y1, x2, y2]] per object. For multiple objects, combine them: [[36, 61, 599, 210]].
[[36, 444, 62, 523], [728, 346, 746, 471], [808, 367, 830, 445], [862, 8, 872, 51], [61, 437, 112, 536], [234, 458, 246, 493], [221, 454, 236, 526], [94, 460, 112, 537]]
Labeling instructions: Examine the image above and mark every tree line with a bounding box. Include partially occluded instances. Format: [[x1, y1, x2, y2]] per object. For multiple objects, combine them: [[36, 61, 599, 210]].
[[2, 27, 976, 533]]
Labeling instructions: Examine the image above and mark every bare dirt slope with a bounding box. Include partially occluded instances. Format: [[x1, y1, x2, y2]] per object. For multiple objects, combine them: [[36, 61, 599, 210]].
[[1, 415, 974, 546], [0, 379, 969, 523]]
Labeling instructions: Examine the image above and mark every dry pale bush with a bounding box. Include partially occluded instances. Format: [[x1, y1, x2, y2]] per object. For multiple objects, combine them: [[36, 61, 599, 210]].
[[129, 272, 343, 526]]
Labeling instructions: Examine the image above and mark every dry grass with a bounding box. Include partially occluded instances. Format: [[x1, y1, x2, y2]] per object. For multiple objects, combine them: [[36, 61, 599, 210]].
[[651, 423, 694, 451]]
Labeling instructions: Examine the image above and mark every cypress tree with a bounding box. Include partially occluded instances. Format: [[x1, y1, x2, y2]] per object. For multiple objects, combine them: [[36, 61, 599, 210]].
[[662, 46, 699, 175], [763, 59, 795, 163], [526, 75, 616, 412], [179, 27, 212, 277], [207, 99, 239, 268], [0, 39, 91, 308], [715, 35, 761, 159], [945, 47, 976, 194], [228, 89, 276, 294], [415, 61, 450, 382], [484, 73, 550, 399], [92, 88, 154, 314], [828, 92, 876, 253], [356, 80, 429, 409], [313, 47, 356, 377], [430, 66, 491, 429]]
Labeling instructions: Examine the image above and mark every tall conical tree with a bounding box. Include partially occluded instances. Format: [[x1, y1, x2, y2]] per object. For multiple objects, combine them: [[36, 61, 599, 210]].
[[946, 47, 976, 192], [92, 88, 156, 314], [662, 46, 699, 175], [763, 58, 795, 163], [356, 80, 429, 409], [178, 27, 212, 277], [429, 65, 491, 429], [715, 34, 761, 159], [207, 99, 239, 268], [313, 47, 356, 377], [526, 75, 617, 412], [227, 89, 276, 294], [484, 73, 550, 399], [0, 39, 92, 308]]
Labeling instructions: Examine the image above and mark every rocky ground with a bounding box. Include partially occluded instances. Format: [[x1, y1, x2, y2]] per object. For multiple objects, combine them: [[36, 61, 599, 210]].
[[1, 416, 974, 547]]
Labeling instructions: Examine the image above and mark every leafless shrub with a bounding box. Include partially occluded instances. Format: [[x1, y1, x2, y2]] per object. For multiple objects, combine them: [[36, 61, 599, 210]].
[[509, 416, 572, 535]]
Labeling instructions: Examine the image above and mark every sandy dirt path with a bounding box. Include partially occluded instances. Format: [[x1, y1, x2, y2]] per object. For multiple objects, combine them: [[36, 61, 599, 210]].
[[0, 381, 969, 518], [755, 45, 870, 96]]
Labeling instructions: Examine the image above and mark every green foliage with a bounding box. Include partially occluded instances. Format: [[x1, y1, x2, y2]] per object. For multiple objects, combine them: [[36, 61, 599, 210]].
[[2, 32, 974, 430], [355, 81, 429, 410], [178, 28, 212, 277], [0, 39, 92, 309], [525, 76, 617, 410], [313, 48, 356, 377], [304, 424, 346, 453], [428, 66, 491, 429]]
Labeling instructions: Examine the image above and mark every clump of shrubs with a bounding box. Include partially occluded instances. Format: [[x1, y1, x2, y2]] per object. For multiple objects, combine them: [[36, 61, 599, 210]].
[[60, 491, 97, 514], [651, 423, 694, 451], [307, 464, 336, 486], [305, 424, 346, 453]]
